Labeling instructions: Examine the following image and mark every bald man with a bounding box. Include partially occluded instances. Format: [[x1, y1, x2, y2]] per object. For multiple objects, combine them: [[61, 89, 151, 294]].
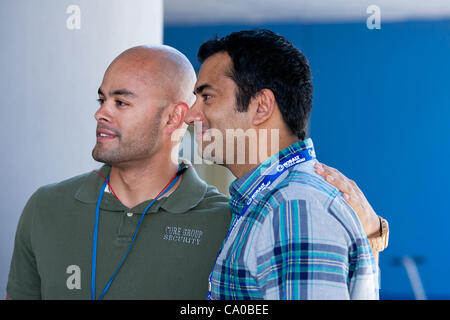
[[6, 45, 231, 300]]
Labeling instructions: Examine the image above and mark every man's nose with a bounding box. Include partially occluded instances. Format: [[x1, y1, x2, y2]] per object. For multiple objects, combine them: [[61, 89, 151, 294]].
[[184, 100, 204, 126], [94, 101, 113, 123]]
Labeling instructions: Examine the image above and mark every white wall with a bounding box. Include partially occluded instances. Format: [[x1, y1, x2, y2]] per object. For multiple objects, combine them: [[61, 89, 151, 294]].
[[0, 0, 163, 296]]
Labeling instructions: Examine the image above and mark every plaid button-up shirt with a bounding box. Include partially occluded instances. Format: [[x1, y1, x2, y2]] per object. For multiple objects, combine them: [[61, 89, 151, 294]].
[[208, 138, 379, 299]]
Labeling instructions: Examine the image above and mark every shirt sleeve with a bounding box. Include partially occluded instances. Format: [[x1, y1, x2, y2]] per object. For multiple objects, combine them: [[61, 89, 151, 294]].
[[253, 199, 351, 300], [7, 191, 42, 300]]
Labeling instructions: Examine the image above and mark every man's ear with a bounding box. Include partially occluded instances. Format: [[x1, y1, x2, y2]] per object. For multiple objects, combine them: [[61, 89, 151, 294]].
[[249, 88, 276, 126], [165, 102, 189, 134]]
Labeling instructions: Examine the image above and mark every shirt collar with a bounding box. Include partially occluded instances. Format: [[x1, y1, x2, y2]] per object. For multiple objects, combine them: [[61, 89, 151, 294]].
[[229, 138, 315, 214], [74, 160, 208, 214]]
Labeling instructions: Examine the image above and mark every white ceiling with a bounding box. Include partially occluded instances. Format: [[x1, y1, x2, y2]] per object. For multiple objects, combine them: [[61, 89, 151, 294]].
[[164, 0, 450, 25]]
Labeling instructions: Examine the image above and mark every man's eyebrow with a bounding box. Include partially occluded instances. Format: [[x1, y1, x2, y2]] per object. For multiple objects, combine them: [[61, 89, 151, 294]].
[[194, 83, 216, 95], [97, 88, 137, 98], [111, 89, 137, 98]]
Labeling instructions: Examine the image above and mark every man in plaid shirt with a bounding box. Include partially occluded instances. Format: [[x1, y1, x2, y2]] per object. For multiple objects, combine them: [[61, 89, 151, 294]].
[[185, 29, 380, 299], [214, 138, 378, 299]]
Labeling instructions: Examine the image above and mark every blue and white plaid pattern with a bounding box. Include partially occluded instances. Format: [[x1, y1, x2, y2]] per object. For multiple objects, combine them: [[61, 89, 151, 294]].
[[209, 138, 379, 299]]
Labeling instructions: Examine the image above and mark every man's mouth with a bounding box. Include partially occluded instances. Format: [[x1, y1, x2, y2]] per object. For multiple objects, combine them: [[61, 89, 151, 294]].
[[96, 128, 119, 141], [97, 133, 115, 139]]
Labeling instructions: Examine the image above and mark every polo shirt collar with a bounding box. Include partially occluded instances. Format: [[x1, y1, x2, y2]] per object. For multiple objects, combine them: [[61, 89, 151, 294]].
[[74, 160, 208, 214], [74, 164, 111, 204]]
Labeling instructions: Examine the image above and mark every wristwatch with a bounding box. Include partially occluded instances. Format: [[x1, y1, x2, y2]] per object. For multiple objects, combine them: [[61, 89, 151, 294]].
[[368, 216, 389, 252]]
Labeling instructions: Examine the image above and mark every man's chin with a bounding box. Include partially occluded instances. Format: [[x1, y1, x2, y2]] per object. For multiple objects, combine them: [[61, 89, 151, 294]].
[[92, 148, 115, 165], [92, 155, 109, 165]]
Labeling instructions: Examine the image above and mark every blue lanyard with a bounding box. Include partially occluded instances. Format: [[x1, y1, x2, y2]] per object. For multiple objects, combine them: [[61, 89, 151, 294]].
[[206, 146, 316, 299], [91, 165, 183, 300]]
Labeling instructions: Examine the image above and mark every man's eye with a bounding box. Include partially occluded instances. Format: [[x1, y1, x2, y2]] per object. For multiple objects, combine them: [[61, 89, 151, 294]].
[[97, 98, 104, 105], [202, 94, 212, 102], [116, 100, 128, 107]]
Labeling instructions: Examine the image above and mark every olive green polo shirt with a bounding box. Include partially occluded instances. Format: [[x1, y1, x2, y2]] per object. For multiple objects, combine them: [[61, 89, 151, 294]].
[[7, 163, 231, 299]]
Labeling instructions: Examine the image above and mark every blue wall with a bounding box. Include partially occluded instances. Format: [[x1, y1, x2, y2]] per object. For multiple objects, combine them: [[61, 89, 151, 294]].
[[164, 20, 450, 299]]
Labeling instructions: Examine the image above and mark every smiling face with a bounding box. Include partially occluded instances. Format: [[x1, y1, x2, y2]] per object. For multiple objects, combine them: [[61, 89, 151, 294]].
[[92, 54, 168, 166], [185, 51, 251, 164]]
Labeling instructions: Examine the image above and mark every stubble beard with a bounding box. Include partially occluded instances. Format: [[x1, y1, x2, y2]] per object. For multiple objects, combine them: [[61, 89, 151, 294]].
[[92, 114, 162, 166]]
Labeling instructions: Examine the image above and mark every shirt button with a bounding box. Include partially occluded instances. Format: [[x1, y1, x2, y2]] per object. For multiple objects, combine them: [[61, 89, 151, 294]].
[[126, 212, 133, 217]]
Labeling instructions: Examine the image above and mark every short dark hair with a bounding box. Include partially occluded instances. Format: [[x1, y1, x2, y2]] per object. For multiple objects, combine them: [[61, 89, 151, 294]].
[[198, 29, 313, 140]]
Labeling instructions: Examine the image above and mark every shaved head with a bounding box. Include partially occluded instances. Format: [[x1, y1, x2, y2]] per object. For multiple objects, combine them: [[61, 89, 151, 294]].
[[108, 45, 197, 107], [93, 45, 196, 166]]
